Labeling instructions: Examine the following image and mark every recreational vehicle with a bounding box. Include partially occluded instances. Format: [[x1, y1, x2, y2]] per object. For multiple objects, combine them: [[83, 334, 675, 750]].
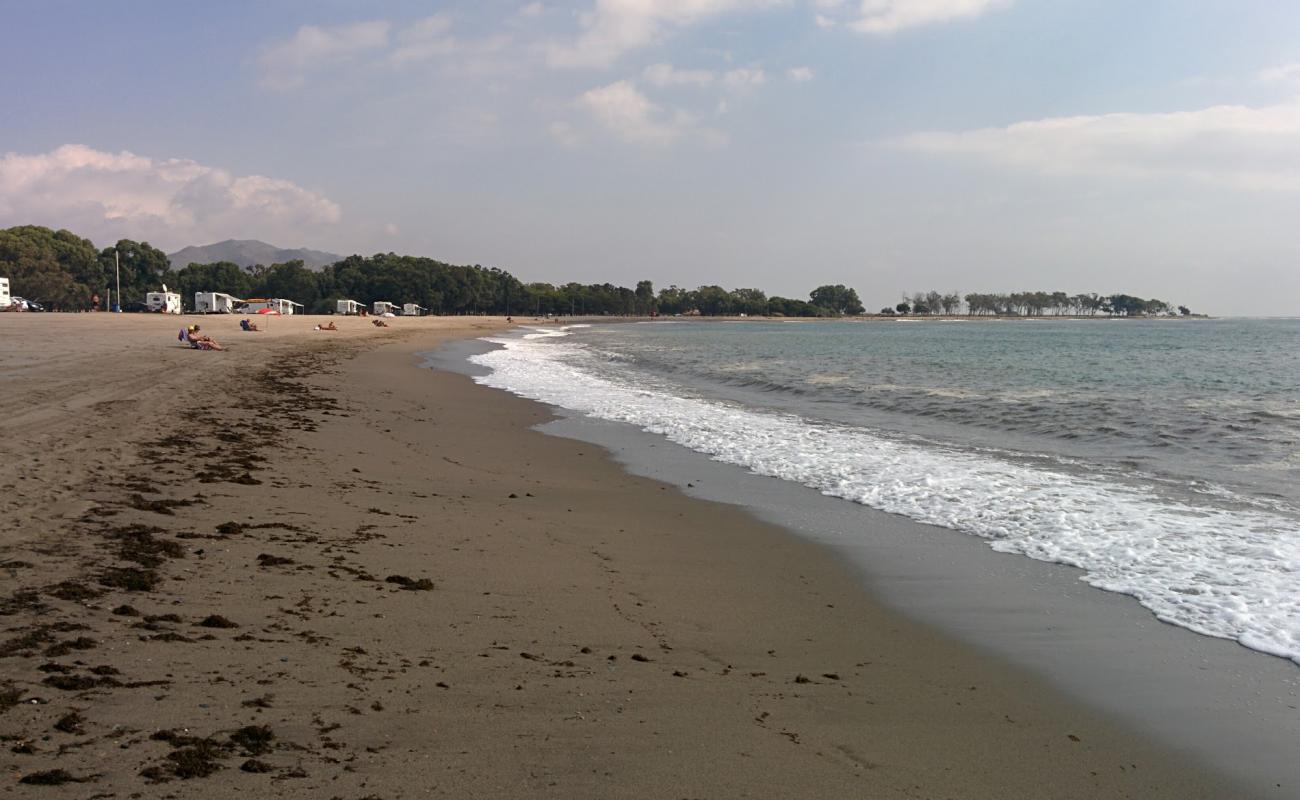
[[146, 289, 183, 314], [0, 278, 9, 309], [336, 299, 362, 315], [195, 292, 240, 314], [401, 303, 426, 316], [373, 301, 396, 316], [242, 298, 303, 315]]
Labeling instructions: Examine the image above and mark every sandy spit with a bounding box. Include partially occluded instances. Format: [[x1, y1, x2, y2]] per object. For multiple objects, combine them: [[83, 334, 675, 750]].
[[0, 313, 1248, 798]]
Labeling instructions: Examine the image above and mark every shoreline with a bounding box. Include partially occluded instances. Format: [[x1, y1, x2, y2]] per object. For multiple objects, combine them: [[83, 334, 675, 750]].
[[0, 314, 1253, 797]]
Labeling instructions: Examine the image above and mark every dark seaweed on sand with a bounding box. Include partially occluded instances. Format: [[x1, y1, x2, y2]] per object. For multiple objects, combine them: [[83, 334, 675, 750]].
[[0, 683, 24, 712], [198, 614, 239, 628], [106, 524, 184, 568], [230, 724, 275, 755], [0, 589, 45, 616], [46, 580, 104, 602], [42, 674, 119, 691], [44, 636, 98, 657], [19, 769, 96, 785], [127, 493, 198, 515], [98, 567, 160, 592], [385, 574, 434, 591], [53, 711, 85, 734]]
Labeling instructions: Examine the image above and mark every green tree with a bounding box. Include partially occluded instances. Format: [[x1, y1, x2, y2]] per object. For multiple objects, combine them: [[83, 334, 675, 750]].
[[0, 225, 103, 310], [173, 261, 253, 306], [635, 280, 655, 315], [99, 239, 171, 304], [253, 260, 321, 308], [810, 284, 864, 315]]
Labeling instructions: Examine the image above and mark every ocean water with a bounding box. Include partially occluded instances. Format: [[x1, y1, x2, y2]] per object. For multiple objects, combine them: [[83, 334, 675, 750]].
[[470, 319, 1300, 666]]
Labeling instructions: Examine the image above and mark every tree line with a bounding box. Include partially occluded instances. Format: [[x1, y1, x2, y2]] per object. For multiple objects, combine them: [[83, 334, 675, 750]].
[[887, 290, 1190, 317], [0, 225, 864, 317]]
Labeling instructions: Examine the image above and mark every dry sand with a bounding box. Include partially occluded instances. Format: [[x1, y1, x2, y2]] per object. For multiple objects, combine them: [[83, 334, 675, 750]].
[[0, 313, 1249, 797]]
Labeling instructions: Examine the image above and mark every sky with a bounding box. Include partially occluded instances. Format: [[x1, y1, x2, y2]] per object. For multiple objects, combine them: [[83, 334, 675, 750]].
[[3, 0, 1300, 315]]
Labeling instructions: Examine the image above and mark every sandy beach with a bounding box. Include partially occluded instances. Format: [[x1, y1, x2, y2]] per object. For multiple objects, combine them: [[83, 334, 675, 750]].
[[0, 313, 1250, 798]]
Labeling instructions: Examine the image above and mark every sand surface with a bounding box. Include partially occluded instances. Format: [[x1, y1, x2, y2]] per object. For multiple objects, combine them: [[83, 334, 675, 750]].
[[0, 313, 1250, 797]]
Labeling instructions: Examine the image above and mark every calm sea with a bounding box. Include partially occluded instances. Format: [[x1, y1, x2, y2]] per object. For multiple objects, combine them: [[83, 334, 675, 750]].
[[471, 318, 1300, 665]]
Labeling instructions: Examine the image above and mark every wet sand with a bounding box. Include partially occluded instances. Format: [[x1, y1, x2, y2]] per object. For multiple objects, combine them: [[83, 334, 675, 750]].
[[0, 313, 1250, 797]]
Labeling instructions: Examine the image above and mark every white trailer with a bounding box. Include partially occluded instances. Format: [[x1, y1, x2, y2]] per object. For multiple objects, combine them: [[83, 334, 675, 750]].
[[242, 298, 302, 315], [401, 303, 426, 316], [146, 290, 183, 314], [336, 299, 361, 315], [0, 278, 9, 309], [373, 301, 396, 316], [195, 291, 239, 314]]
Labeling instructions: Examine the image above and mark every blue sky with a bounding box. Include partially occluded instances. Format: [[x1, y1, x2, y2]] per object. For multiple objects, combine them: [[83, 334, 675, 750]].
[[4, 0, 1300, 314]]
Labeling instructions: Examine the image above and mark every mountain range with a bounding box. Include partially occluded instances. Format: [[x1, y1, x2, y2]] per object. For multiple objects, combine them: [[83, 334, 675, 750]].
[[167, 239, 341, 271]]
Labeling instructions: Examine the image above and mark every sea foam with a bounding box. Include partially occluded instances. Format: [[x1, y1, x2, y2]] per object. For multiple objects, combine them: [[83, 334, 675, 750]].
[[471, 328, 1300, 665]]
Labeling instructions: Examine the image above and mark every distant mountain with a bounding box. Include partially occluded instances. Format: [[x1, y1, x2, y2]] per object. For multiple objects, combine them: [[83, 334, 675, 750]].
[[167, 239, 341, 271]]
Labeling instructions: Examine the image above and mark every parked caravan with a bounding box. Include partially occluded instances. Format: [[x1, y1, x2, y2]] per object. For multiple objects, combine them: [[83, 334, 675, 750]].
[[146, 286, 183, 314], [0, 278, 9, 309], [401, 303, 426, 316], [336, 299, 362, 315], [241, 298, 303, 315], [373, 301, 396, 316], [195, 292, 240, 314]]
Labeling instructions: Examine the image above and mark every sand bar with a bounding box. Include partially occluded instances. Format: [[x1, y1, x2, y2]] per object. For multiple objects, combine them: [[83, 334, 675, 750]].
[[0, 314, 1250, 797]]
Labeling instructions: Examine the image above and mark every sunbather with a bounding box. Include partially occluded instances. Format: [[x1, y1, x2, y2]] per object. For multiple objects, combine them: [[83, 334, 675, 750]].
[[186, 324, 225, 351], [240, 319, 260, 331]]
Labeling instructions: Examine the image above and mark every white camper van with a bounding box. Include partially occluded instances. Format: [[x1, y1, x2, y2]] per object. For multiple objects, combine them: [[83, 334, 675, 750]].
[[0, 278, 9, 309], [401, 303, 426, 316], [195, 292, 239, 314], [146, 288, 183, 314], [242, 298, 302, 315], [373, 301, 396, 316], [336, 299, 361, 315]]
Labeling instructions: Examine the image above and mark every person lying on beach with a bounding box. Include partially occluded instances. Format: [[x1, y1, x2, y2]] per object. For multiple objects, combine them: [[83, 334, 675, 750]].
[[240, 319, 260, 332], [186, 325, 225, 351], [319, 321, 338, 330], [372, 319, 389, 327]]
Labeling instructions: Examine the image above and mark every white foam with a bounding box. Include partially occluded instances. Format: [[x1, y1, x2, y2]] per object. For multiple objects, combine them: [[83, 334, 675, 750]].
[[470, 334, 1300, 665]]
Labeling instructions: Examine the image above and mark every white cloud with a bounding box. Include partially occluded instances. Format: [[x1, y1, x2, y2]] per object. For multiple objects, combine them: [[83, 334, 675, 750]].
[[389, 15, 462, 64], [402, 14, 454, 41], [898, 99, 1300, 191], [787, 65, 814, 81], [576, 80, 723, 145], [644, 62, 717, 87], [518, 2, 546, 17], [834, 0, 1012, 35], [0, 145, 342, 249], [642, 63, 766, 93], [1259, 62, 1300, 82], [547, 0, 786, 69], [548, 120, 584, 147], [259, 20, 391, 89], [722, 67, 766, 90]]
